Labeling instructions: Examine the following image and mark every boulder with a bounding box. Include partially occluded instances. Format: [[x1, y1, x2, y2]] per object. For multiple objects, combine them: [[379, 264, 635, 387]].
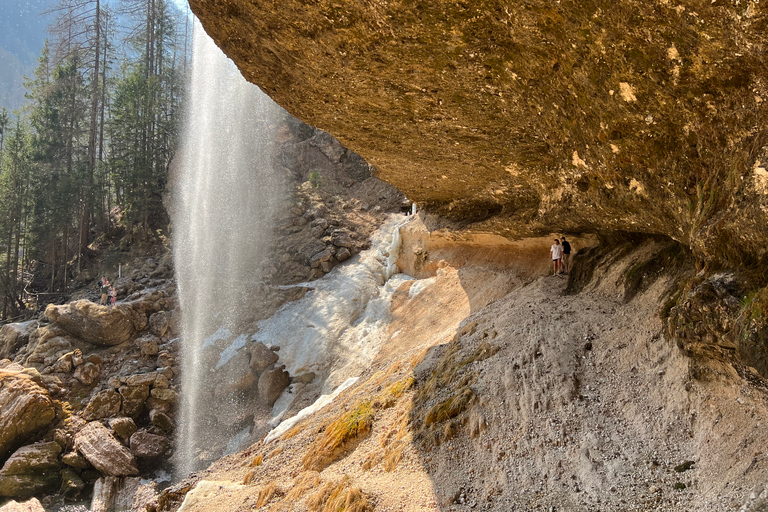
[[0, 370, 56, 462], [0, 322, 35, 360], [124, 372, 157, 387], [119, 385, 150, 418], [330, 230, 354, 248], [92, 476, 155, 512], [248, 342, 279, 371], [47, 352, 73, 374], [44, 300, 148, 346], [150, 388, 178, 404], [129, 431, 168, 459], [309, 248, 333, 269], [60, 467, 86, 497], [0, 442, 62, 498], [82, 390, 122, 421], [61, 451, 91, 469], [71, 349, 84, 367], [149, 410, 174, 433], [258, 367, 291, 406], [73, 362, 100, 386], [0, 498, 45, 512], [335, 247, 352, 262], [148, 311, 171, 338], [135, 334, 159, 357], [91, 476, 119, 512], [108, 417, 138, 442], [153, 374, 170, 389], [145, 396, 171, 414], [73, 422, 138, 476]]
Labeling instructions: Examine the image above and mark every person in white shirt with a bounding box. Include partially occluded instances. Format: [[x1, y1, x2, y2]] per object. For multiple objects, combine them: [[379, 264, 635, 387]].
[[550, 239, 563, 275]]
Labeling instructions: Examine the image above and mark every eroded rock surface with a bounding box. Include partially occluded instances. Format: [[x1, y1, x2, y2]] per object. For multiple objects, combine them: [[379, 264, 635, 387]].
[[73, 422, 138, 476], [0, 369, 56, 463], [190, 0, 768, 267], [45, 300, 145, 346]]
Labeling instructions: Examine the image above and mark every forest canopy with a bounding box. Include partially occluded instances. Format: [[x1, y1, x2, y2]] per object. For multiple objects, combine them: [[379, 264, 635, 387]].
[[0, 0, 189, 321]]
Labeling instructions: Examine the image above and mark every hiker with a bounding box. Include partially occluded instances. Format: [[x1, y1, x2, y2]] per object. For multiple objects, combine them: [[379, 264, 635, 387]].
[[561, 236, 572, 274], [99, 277, 110, 305], [550, 239, 563, 275], [108, 285, 117, 307]]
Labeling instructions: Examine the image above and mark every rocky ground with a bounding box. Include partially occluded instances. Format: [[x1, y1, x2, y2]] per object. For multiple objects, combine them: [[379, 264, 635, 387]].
[[0, 117, 404, 511], [143, 229, 768, 512]]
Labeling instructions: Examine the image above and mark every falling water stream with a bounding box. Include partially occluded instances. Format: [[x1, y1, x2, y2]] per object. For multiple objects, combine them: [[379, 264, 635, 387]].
[[172, 22, 286, 478], [172, 21, 414, 481]]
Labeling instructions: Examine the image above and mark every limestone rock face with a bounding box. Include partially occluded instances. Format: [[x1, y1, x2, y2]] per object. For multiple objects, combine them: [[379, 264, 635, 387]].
[[44, 299, 151, 346], [73, 422, 138, 476], [190, 0, 768, 267], [0, 370, 56, 462], [0, 323, 35, 360], [0, 442, 62, 498], [0, 498, 45, 512]]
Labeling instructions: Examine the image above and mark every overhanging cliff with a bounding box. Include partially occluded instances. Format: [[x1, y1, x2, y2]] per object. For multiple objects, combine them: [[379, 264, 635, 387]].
[[190, 0, 767, 266]]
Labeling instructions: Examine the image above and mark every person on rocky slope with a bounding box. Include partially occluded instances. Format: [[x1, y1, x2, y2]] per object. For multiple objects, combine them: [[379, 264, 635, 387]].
[[561, 236, 571, 274], [550, 239, 562, 275]]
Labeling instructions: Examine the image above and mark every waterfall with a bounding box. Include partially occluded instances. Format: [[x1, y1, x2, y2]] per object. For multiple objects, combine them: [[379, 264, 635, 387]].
[[172, 21, 285, 478]]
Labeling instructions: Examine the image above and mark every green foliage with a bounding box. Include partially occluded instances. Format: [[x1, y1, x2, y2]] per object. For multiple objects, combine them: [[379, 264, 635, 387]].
[[0, 0, 188, 319], [309, 171, 322, 188]]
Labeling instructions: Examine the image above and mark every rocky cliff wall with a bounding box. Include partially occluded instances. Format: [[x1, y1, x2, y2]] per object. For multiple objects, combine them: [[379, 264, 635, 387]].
[[190, 0, 768, 268]]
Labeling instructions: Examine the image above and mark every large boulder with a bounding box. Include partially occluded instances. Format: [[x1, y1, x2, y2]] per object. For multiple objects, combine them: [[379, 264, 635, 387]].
[[0, 442, 62, 498], [73, 422, 138, 476], [44, 299, 150, 346], [0, 370, 56, 462]]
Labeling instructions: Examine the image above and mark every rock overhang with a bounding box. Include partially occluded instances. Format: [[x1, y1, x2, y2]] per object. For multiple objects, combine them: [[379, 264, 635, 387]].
[[189, 0, 768, 267]]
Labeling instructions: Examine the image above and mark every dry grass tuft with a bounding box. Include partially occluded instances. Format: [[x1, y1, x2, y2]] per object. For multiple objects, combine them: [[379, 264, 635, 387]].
[[256, 481, 278, 507], [242, 470, 256, 485], [424, 386, 475, 425], [361, 450, 382, 471], [268, 447, 283, 458], [307, 476, 373, 512], [303, 401, 374, 471], [249, 453, 263, 467], [373, 376, 415, 409], [383, 441, 405, 472], [284, 471, 322, 503], [281, 422, 304, 441]]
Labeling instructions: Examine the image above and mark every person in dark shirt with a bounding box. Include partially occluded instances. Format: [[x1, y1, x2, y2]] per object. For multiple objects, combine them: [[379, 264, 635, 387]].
[[560, 236, 572, 274], [99, 277, 110, 305]]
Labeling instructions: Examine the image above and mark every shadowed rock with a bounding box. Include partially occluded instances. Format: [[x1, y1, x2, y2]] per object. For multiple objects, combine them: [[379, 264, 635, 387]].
[[0, 442, 61, 498], [190, 0, 768, 267]]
